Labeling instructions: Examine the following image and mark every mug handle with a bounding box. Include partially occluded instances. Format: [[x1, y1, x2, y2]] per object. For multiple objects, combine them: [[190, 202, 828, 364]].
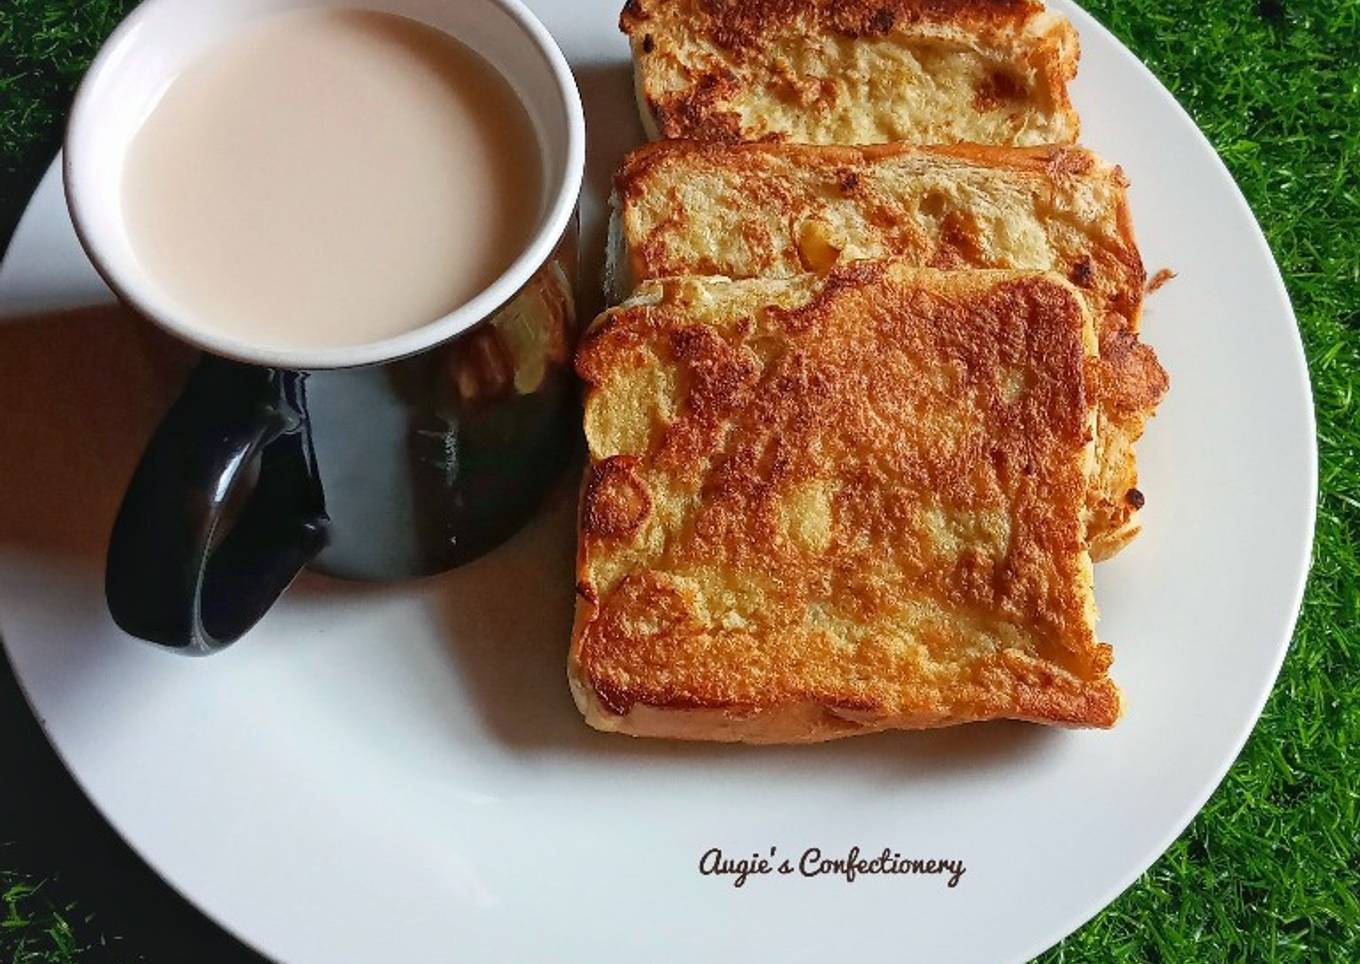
[[106, 357, 329, 653]]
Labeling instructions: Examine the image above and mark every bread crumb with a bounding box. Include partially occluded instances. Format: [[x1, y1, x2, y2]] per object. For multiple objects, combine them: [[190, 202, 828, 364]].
[[1147, 267, 1177, 292]]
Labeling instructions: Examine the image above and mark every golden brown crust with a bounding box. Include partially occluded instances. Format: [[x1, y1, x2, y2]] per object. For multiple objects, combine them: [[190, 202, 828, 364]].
[[569, 686, 1121, 743], [1087, 320, 1169, 558], [609, 139, 1168, 559], [621, 0, 1080, 146], [622, 0, 1052, 45], [572, 266, 1120, 741], [581, 456, 653, 540]]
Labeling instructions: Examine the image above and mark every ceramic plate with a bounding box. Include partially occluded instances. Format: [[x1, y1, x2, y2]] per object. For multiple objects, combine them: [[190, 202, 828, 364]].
[[0, 1, 1315, 961]]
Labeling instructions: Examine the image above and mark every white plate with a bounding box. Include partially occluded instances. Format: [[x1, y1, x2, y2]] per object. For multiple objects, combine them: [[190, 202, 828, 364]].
[[0, 2, 1316, 961]]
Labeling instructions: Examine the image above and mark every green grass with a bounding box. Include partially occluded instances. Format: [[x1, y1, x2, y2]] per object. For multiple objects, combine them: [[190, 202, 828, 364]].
[[2, 0, 1358, 960], [0, 858, 115, 964], [2, 873, 78, 962], [1043, 0, 1360, 960]]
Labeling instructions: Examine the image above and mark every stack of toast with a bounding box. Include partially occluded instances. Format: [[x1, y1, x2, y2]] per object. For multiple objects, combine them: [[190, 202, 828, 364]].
[[570, 0, 1167, 742]]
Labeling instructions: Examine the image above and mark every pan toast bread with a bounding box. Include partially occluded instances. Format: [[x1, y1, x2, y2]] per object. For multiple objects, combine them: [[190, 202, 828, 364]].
[[620, 0, 1080, 146], [571, 263, 1121, 742]]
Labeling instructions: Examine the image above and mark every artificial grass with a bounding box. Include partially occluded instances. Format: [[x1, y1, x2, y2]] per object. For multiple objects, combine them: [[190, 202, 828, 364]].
[[1, 862, 96, 964], [1, 0, 1358, 961]]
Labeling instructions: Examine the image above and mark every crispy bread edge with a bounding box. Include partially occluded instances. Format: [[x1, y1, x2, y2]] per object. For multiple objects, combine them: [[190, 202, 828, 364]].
[[570, 667, 1123, 743], [629, 37, 663, 141]]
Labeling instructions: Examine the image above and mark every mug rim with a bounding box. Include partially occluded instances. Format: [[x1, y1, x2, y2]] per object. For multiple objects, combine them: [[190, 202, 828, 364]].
[[63, 0, 585, 371]]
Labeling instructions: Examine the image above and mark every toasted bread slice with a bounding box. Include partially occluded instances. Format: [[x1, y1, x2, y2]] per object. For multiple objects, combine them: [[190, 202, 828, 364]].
[[620, 0, 1080, 146], [572, 264, 1120, 742], [609, 142, 1141, 314], [609, 140, 1167, 558]]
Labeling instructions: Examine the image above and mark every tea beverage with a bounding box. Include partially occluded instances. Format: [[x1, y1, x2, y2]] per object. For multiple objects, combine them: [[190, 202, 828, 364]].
[[121, 8, 543, 349]]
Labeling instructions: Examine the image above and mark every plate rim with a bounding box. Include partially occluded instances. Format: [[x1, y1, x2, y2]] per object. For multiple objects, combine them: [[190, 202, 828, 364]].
[[1016, 3, 1318, 956], [0, 0, 1319, 959]]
